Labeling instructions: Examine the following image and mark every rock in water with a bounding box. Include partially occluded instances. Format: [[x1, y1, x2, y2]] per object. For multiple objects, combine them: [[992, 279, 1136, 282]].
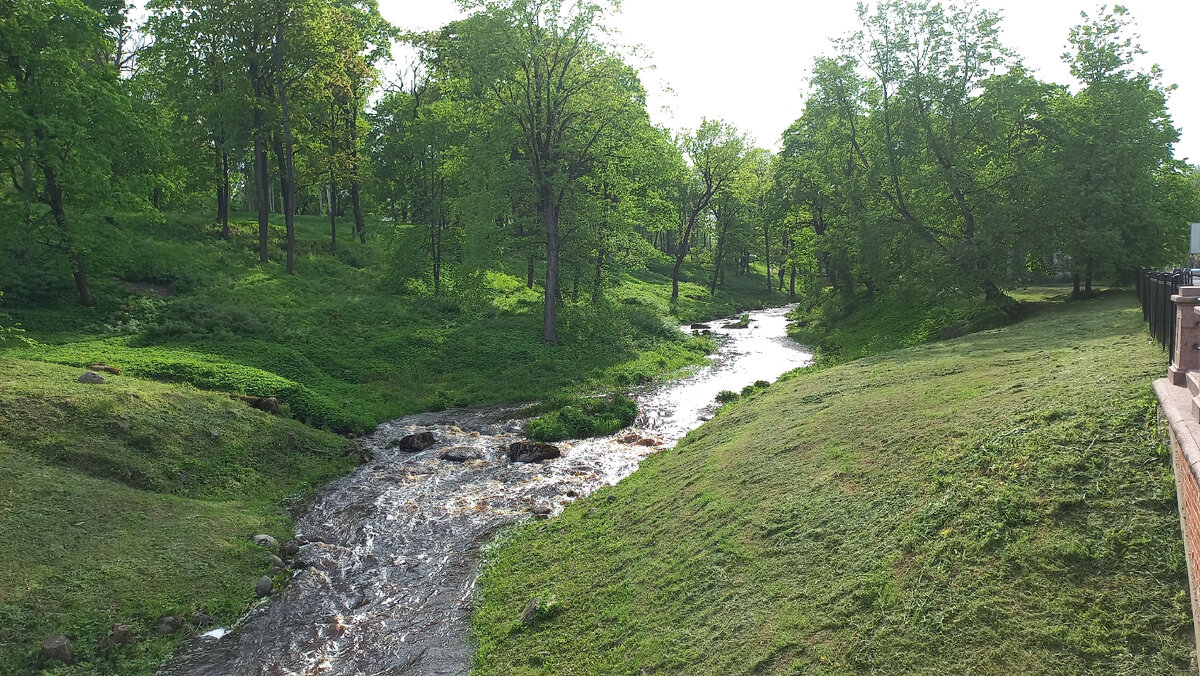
[[256, 576, 273, 597], [41, 635, 74, 664], [155, 616, 183, 635], [519, 597, 541, 624], [77, 371, 107, 384], [388, 431, 437, 452], [689, 323, 711, 329], [111, 624, 134, 645], [251, 534, 278, 550], [531, 505, 552, 516], [439, 446, 483, 462], [508, 441, 561, 463], [281, 540, 301, 557]]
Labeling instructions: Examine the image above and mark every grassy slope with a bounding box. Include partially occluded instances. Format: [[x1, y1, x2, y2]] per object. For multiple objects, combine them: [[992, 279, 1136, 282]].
[[2, 214, 780, 430], [471, 293, 1192, 675], [0, 359, 354, 676], [0, 212, 782, 674]]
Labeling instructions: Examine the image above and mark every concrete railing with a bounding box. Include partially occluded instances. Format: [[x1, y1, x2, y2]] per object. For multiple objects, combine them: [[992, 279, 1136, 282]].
[[1153, 285, 1200, 654]]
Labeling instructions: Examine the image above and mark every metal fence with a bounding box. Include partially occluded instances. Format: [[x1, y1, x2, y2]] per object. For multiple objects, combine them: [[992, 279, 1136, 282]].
[[1138, 267, 1194, 363]]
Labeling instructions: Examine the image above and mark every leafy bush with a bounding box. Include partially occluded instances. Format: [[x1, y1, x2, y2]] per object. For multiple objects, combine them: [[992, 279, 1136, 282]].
[[715, 390, 740, 403], [524, 394, 638, 442]]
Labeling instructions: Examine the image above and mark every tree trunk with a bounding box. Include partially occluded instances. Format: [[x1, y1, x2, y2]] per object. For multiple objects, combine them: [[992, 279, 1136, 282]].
[[329, 100, 338, 250], [42, 166, 94, 307], [789, 265, 796, 297], [592, 248, 604, 303], [543, 199, 560, 344], [349, 105, 365, 244], [275, 18, 297, 275], [710, 217, 729, 295], [527, 253, 536, 289], [251, 62, 270, 264], [763, 220, 771, 292], [1073, 272, 1081, 296], [217, 149, 230, 239], [328, 182, 337, 251]]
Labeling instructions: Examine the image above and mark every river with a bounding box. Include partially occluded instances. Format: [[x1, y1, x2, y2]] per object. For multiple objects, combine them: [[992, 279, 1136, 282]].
[[161, 304, 812, 676]]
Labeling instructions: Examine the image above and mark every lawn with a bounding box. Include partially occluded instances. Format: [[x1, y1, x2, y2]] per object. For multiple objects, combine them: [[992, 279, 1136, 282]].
[[470, 292, 1192, 675]]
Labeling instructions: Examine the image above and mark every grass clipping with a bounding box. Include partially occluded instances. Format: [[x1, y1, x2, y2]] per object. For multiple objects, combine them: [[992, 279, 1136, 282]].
[[470, 294, 1192, 676]]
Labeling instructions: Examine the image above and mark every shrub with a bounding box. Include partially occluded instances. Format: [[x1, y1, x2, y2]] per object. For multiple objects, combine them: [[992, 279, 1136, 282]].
[[716, 390, 740, 403], [524, 394, 638, 442]]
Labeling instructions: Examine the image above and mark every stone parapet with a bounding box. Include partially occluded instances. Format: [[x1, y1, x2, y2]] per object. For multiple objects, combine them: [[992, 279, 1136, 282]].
[[1168, 287, 1200, 386]]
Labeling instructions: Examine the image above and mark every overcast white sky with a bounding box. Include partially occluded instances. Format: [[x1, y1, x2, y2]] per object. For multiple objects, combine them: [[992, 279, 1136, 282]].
[[381, 0, 1200, 160]]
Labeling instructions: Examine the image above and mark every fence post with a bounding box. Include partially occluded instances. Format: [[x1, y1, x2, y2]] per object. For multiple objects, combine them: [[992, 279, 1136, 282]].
[[1169, 286, 1200, 386]]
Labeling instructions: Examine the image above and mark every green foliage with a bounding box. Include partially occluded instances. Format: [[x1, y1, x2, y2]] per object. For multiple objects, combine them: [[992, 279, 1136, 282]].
[[0, 291, 30, 347], [0, 358, 352, 676], [714, 390, 739, 403], [23, 338, 370, 433], [524, 394, 638, 442], [471, 294, 1190, 675]]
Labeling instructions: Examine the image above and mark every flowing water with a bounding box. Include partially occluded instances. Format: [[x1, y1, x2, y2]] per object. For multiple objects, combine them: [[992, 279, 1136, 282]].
[[162, 305, 812, 676]]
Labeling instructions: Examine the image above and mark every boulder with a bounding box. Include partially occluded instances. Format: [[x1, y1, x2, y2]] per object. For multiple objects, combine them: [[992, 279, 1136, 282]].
[[251, 534, 278, 550], [267, 554, 285, 568], [155, 616, 183, 635], [439, 446, 483, 462], [519, 597, 541, 624], [193, 613, 214, 627], [89, 363, 122, 375], [636, 438, 659, 447], [508, 441, 561, 463], [77, 371, 107, 384], [619, 433, 641, 444], [41, 635, 74, 664], [111, 623, 134, 644], [388, 432, 436, 453], [281, 540, 301, 557], [531, 505, 552, 516], [689, 323, 711, 330], [256, 576, 273, 597], [233, 394, 279, 414]]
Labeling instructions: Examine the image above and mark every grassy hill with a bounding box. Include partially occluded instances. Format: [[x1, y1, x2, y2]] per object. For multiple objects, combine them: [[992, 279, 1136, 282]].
[[470, 292, 1192, 675], [0, 211, 785, 674], [1, 213, 780, 431], [0, 359, 354, 675]]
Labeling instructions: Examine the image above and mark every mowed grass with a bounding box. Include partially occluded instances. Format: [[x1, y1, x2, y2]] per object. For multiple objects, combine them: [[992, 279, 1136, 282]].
[[0, 359, 353, 675], [470, 293, 1192, 675]]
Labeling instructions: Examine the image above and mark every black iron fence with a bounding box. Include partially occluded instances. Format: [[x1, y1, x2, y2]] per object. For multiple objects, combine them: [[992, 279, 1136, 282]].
[[1138, 267, 1195, 363]]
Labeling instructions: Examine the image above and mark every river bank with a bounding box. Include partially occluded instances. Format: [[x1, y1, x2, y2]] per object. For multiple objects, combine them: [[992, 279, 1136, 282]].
[[159, 305, 812, 675], [470, 293, 1190, 675]]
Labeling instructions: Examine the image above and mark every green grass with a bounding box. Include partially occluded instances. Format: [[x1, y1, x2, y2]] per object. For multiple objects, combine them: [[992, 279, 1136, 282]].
[[0, 211, 786, 675], [2, 213, 782, 429], [470, 293, 1191, 675], [0, 358, 354, 676], [787, 286, 1023, 364]]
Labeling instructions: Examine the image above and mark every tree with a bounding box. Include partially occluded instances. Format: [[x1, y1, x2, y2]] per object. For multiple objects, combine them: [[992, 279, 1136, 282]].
[[1, 0, 149, 306], [671, 118, 746, 301], [1050, 5, 1179, 293], [456, 0, 647, 344]]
